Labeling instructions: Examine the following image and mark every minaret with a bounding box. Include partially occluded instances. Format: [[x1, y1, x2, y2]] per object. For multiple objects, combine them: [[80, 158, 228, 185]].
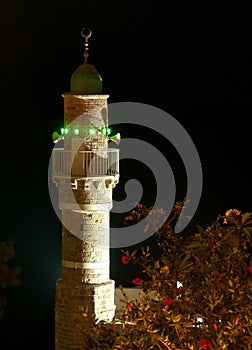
[[52, 28, 119, 350]]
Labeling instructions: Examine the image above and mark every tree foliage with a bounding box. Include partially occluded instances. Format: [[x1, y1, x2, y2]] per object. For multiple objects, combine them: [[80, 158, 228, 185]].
[[81, 202, 252, 349], [0, 240, 22, 319]]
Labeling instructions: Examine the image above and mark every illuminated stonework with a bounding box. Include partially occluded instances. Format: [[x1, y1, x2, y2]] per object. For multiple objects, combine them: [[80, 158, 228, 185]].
[[52, 29, 119, 350]]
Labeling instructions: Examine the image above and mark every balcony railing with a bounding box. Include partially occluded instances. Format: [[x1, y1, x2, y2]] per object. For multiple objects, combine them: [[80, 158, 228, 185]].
[[52, 148, 119, 178]]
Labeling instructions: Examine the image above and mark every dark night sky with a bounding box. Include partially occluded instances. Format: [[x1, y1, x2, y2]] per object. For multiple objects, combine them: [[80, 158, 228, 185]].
[[1, 0, 252, 348]]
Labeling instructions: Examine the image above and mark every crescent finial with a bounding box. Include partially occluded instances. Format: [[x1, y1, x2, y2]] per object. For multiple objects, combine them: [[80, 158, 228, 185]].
[[81, 27, 92, 63]]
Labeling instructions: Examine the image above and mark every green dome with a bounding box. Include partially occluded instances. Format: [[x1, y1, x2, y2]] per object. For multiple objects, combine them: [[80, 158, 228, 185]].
[[70, 62, 102, 94]]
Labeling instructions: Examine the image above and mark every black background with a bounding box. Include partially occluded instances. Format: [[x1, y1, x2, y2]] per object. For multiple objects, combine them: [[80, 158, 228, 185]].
[[1, 0, 251, 348]]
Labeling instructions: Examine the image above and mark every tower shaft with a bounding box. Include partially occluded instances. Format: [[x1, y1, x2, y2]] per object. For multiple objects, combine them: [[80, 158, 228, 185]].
[[53, 94, 119, 350]]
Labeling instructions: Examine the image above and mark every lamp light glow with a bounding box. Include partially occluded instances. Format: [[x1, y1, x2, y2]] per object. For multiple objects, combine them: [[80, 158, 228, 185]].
[[108, 132, 121, 144], [101, 127, 107, 135], [52, 131, 64, 143], [88, 127, 96, 135]]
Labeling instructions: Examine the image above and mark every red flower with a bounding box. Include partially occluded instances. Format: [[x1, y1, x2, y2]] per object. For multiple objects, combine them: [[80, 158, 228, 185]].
[[121, 255, 130, 264], [132, 277, 142, 285], [177, 287, 184, 295], [248, 265, 252, 273], [127, 302, 132, 311], [199, 339, 212, 349], [163, 298, 173, 306], [215, 274, 224, 282]]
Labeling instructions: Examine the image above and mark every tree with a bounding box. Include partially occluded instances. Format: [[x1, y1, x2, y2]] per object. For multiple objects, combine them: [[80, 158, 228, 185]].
[[0, 240, 22, 319], [80, 202, 252, 349]]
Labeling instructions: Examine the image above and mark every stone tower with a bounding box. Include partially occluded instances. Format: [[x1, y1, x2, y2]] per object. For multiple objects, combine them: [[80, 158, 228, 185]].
[[52, 28, 119, 350]]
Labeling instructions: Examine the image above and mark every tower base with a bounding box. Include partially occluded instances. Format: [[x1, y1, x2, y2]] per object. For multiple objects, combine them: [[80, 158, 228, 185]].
[[55, 278, 116, 350]]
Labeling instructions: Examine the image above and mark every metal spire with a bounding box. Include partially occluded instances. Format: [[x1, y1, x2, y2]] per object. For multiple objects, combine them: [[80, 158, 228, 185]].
[[81, 27, 92, 63]]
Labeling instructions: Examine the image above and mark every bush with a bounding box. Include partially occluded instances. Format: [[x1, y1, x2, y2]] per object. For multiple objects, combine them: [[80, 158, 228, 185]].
[[81, 202, 252, 349], [0, 240, 22, 319]]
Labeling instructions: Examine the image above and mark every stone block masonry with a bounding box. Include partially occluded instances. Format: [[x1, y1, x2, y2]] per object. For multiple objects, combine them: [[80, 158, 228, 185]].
[[55, 279, 116, 350], [54, 93, 119, 350]]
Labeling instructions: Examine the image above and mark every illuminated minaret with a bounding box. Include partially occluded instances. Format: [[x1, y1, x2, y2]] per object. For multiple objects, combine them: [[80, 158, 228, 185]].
[[52, 28, 120, 350]]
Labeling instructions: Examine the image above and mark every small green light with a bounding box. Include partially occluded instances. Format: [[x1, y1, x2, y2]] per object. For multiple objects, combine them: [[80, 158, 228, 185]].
[[101, 127, 111, 135], [88, 127, 96, 136], [64, 127, 69, 135], [52, 131, 60, 142], [60, 127, 64, 135], [74, 128, 80, 136]]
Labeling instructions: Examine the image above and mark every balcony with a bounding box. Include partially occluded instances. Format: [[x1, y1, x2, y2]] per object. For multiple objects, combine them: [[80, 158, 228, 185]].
[[52, 148, 119, 178]]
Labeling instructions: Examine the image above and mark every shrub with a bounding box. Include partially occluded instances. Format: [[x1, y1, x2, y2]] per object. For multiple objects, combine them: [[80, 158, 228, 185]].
[[0, 240, 22, 319], [81, 202, 252, 349]]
